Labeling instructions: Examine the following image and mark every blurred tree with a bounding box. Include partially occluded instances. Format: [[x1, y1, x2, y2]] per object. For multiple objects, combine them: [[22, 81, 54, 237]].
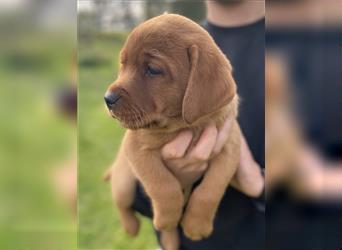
[[78, 12, 98, 38], [91, 0, 143, 32], [121, 1, 135, 30], [144, 0, 205, 22], [145, 0, 170, 19], [171, 0, 205, 22], [93, 0, 111, 30]]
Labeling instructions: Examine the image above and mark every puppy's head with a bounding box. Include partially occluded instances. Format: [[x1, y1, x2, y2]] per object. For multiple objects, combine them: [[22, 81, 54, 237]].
[[105, 14, 236, 130]]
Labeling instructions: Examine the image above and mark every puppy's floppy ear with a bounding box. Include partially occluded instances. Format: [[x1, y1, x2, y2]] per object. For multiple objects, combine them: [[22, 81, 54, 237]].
[[182, 45, 237, 124]]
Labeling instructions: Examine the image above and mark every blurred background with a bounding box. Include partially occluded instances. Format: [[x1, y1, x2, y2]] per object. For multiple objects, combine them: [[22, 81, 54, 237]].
[[266, 0, 342, 249], [0, 0, 77, 249], [2, 0, 342, 249], [78, 1, 205, 250]]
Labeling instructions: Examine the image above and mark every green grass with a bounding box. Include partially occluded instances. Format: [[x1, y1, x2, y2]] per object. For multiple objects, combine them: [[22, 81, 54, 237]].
[[78, 33, 157, 250], [0, 32, 77, 250]]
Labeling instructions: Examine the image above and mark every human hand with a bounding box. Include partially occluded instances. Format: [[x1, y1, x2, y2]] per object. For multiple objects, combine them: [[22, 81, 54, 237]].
[[162, 116, 264, 197], [230, 133, 264, 197], [162, 117, 233, 189], [292, 147, 342, 199]]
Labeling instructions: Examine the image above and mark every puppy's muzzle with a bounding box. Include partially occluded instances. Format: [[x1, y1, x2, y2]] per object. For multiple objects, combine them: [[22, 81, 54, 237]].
[[104, 91, 121, 109]]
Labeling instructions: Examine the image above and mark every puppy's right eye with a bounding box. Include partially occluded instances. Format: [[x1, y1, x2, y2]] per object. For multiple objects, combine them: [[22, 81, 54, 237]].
[[146, 65, 162, 77]]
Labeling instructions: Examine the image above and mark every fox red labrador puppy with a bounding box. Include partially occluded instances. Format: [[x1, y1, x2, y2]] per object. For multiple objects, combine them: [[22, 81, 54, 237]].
[[104, 14, 242, 249]]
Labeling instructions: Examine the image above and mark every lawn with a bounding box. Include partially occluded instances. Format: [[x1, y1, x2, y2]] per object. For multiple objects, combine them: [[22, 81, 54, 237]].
[[0, 32, 77, 250], [78, 33, 157, 250]]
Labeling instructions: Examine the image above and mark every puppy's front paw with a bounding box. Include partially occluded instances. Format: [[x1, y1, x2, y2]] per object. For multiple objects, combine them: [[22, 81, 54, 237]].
[[181, 215, 213, 241]]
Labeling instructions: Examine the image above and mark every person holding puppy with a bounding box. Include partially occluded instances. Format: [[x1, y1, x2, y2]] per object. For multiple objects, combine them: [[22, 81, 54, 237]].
[[130, 1, 265, 250]]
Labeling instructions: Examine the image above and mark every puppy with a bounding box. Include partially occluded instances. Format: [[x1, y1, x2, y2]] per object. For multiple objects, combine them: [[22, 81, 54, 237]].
[[104, 14, 241, 249]]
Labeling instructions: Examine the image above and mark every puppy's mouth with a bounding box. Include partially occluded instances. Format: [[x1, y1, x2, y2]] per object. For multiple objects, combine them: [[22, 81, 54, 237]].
[[108, 109, 161, 130]]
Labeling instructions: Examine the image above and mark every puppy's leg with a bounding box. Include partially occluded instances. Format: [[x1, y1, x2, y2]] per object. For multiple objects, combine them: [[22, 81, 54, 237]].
[[111, 149, 140, 237], [125, 135, 184, 231], [160, 229, 179, 250], [182, 122, 240, 241], [132, 152, 184, 231]]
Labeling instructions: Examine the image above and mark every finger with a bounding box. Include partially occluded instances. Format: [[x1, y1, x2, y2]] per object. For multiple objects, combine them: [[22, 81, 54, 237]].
[[182, 162, 209, 173], [188, 124, 218, 163], [196, 162, 209, 172], [175, 163, 208, 189], [162, 130, 193, 159], [165, 156, 207, 173], [239, 133, 255, 164], [165, 157, 193, 171], [233, 134, 265, 197], [212, 115, 234, 155]]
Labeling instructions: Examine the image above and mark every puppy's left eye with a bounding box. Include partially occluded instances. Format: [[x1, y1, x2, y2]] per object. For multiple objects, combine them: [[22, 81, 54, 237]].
[[146, 65, 162, 76]]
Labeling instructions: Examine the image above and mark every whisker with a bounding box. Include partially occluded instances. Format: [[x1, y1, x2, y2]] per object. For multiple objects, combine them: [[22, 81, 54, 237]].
[[130, 105, 140, 129], [132, 104, 145, 127], [135, 105, 144, 127]]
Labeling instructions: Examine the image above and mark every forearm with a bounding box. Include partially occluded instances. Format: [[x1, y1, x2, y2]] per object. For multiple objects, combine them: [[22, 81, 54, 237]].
[[230, 162, 264, 198], [230, 133, 264, 197]]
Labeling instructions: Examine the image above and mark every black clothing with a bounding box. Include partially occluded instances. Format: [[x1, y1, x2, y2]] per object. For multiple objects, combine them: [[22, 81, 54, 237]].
[[205, 19, 265, 168], [266, 28, 342, 160], [266, 28, 342, 250]]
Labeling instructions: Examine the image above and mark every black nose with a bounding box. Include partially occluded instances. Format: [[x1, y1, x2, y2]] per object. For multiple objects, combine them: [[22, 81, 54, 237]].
[[104, 91, 121, 108]]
